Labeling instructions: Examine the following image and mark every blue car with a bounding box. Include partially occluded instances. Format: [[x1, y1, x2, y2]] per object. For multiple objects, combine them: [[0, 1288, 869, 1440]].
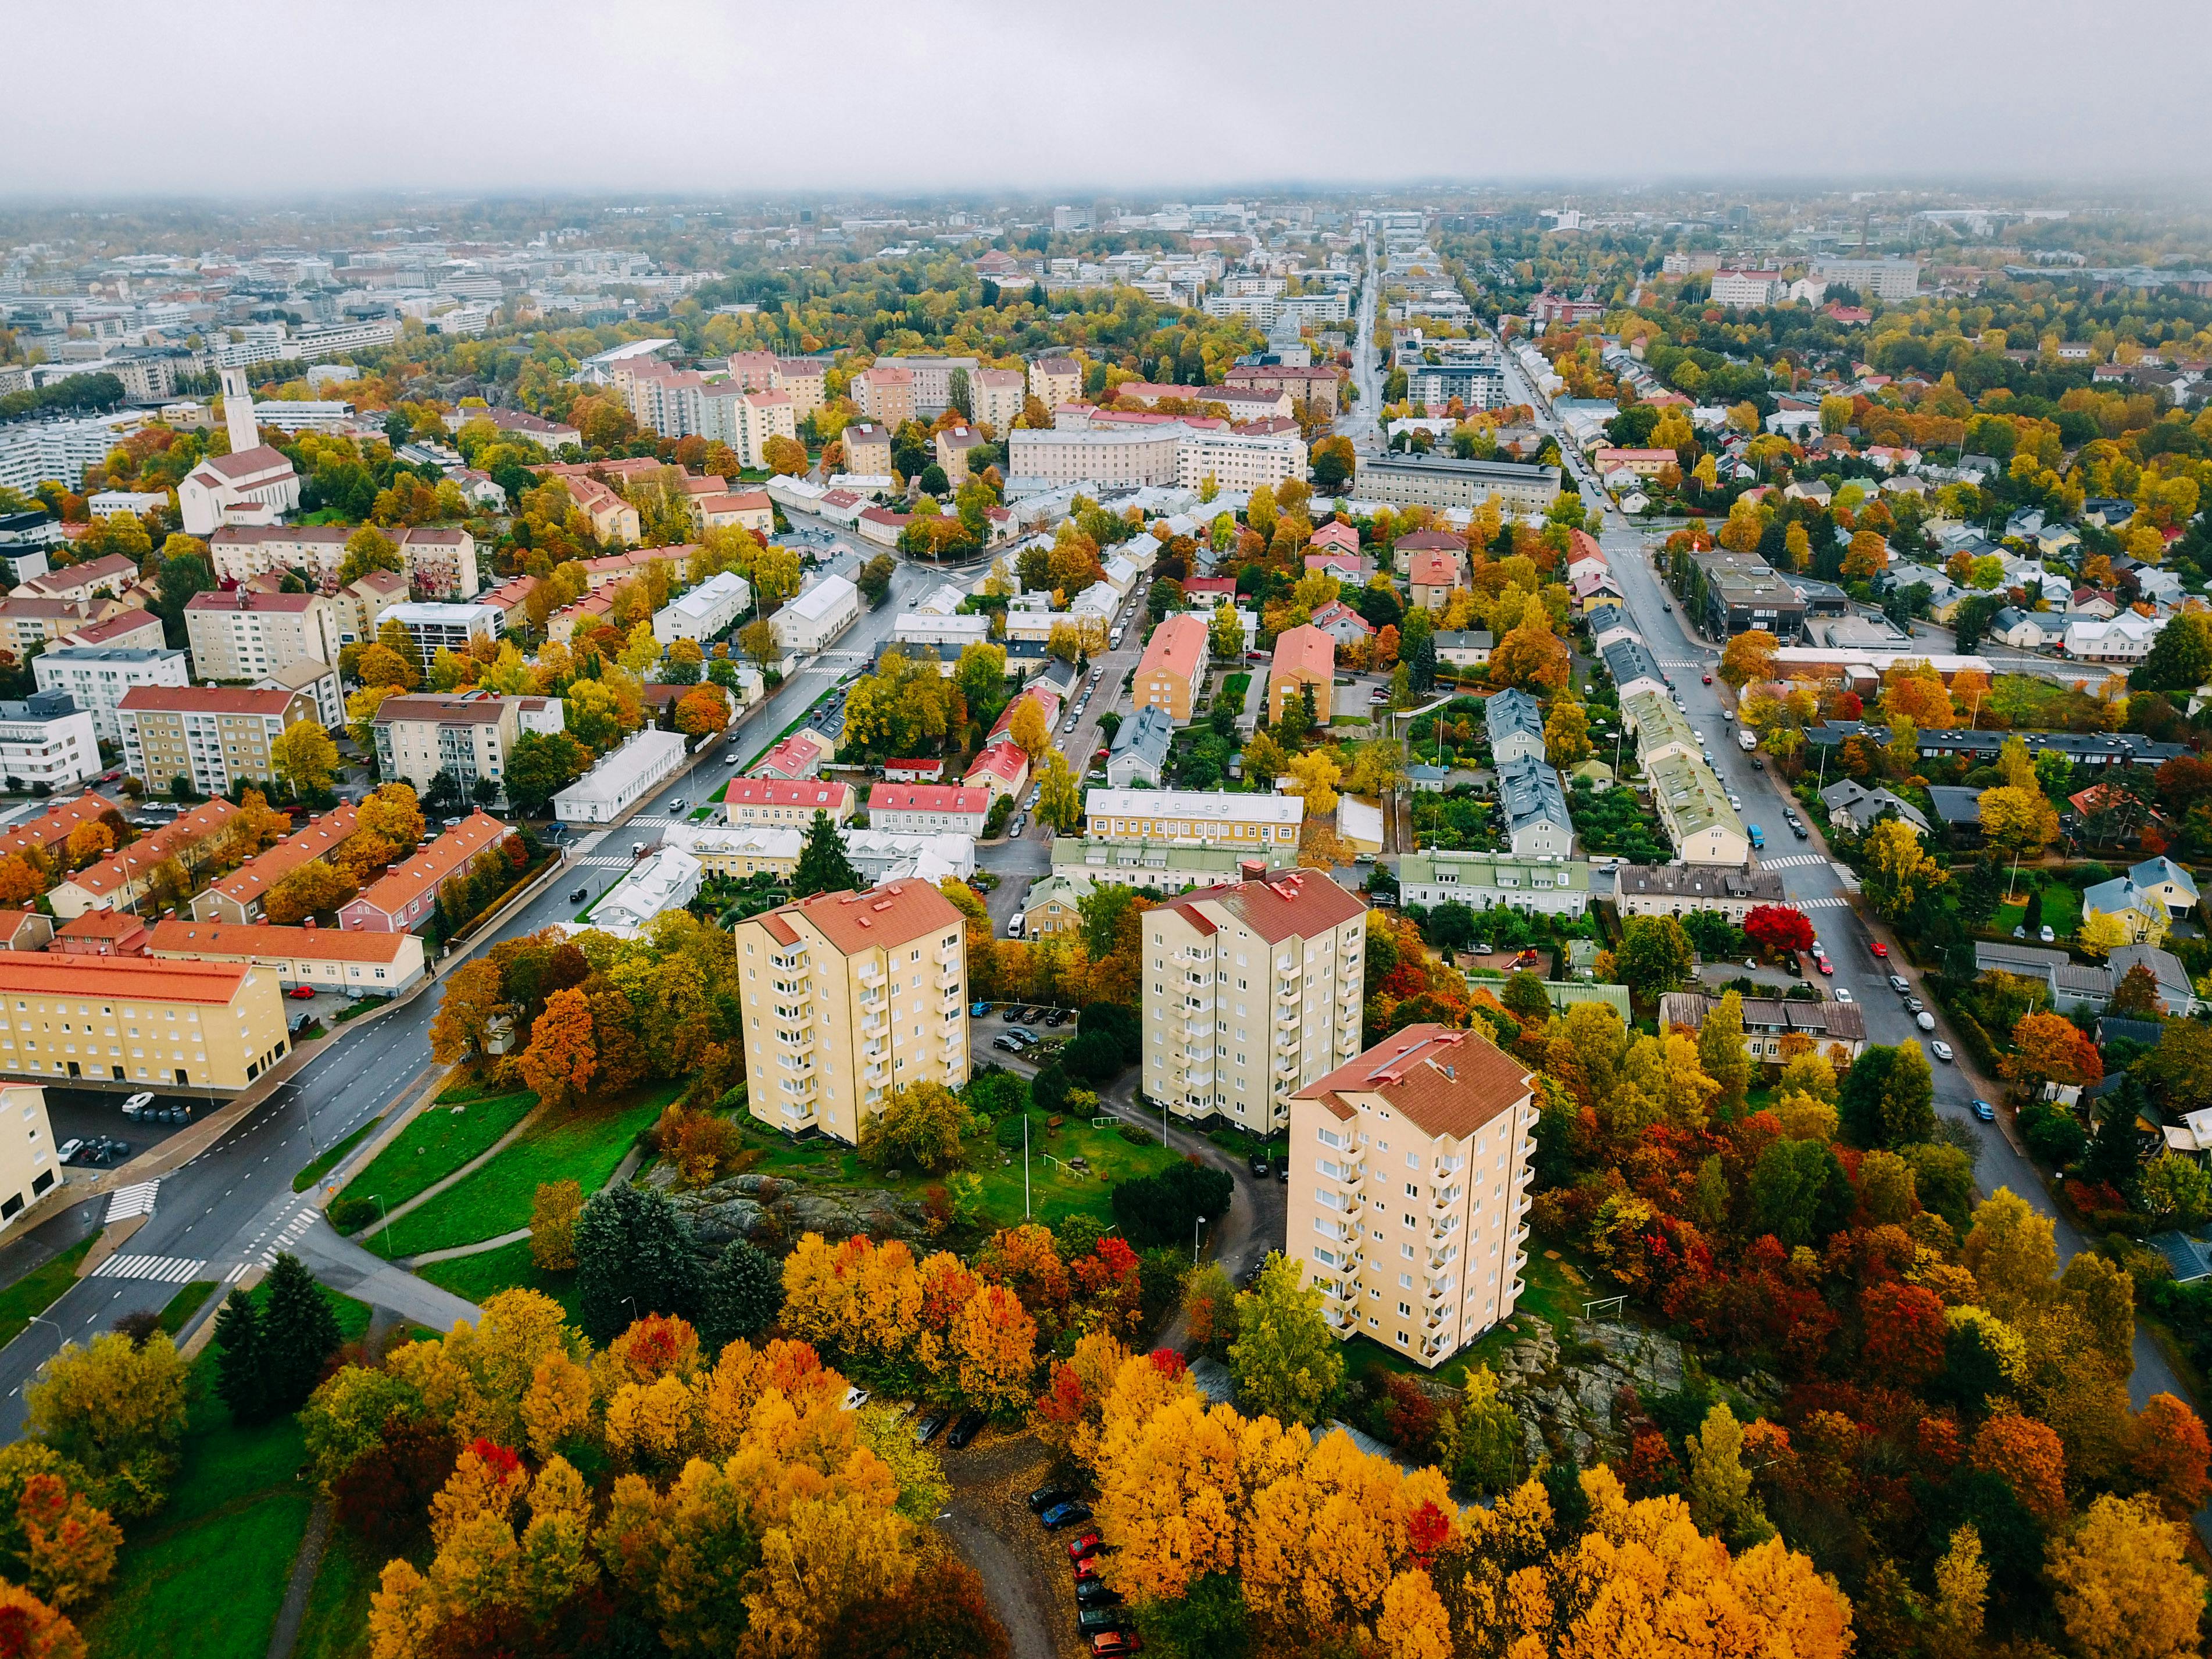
[[1971, 1099, 1996, 1122], [1040, 1500, 1094, 1531], [971, 1001, 992, 1017]]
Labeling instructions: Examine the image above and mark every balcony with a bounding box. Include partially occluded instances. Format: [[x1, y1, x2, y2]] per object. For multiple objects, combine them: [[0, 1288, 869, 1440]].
[[1424, 1281, 1449, 1306], [1276, 985, 1298, 1004], [1184, 1021, 1215, 1039], [1320, 1278, 1356, 1304], [1273, 1056, 1297, 1078], [1182, 1071, 1214, 1092], [936, 969, 961, 991], [1429, 1190, 1457, 1217], [1325, 1310, 1356, 1336], [855, 961, 885, 986], [1275, 1008, 1298, 1029]]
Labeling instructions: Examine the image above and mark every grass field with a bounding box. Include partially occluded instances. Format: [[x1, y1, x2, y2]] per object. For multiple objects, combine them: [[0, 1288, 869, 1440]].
[[81, 1285, 371, 1659], [292, 1115, 383, 1193], [0, 1236, 95, 1349], [417, 1238, 581, 1321], [292, 1532, 378, 1659], [736, 1111, 1178, 1232], [337, 1089, 537, 1217], [371, 1086, 674, 1258], [156, 1281, 217, 1337], [1993, 875, 2083, 941]]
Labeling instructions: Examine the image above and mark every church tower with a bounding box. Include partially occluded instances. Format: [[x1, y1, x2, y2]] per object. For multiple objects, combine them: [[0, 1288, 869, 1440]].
[[219, 366, 260, 455]]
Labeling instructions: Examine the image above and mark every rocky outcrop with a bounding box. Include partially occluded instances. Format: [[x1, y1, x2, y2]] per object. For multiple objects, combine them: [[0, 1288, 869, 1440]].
[[1486, 1318, 1780, 1471], [653, 1165, 933, 1246]]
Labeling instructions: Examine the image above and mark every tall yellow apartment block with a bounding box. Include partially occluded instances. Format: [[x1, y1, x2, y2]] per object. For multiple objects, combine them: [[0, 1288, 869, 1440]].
[[1287, 1024, 1538, 1369], [732, 880, 969, 1143]]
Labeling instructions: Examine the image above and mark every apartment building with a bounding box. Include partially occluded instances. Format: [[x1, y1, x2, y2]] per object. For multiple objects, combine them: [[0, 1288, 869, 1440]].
[[1133, 613, 1209, 727], [47, 799, 240, 919], [841, 424, 894, 477], [732, 879, 970, 1144], [1029, 356, 1082, 408], [190, 803, 359, 924], [1083, 788, 1301, 849], [1288, 1023, 1538, 1368], [972, 368, 1025, 430], [0, 692, 97, 792], [878, 356, 981, 419], [1143, 861, 1367, 1132], [116, 685, 316, 799], [1007, 427, 1183, 488], [0, 953, 291, 1091], [723, 777, 856, 830], [339, 811, 510, 934], [1052, 836, 1300, 893], [1646, 750, 1750, 866], [380, 602, 502, 673], [184, 588, 341, 684], [14, 552, 141, 606], [335, 569, 409, 646], [852, 365, 916, 428], [0, 1085, 58, 1236], [208, 525, 481, 598], [1174, 428, 1308, 493], [370, 692, 520, 799], [1353, 454, 1561, 515], [150, 918, 427, 1000], [652, 571, 751, 644], [864, 784, 991, 836], [1225, 363, 1342, 416], [31, 648, 190, 745]]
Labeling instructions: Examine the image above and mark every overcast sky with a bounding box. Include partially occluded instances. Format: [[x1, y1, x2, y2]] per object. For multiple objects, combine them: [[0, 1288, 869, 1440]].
[[9, 1, 2212, 201]]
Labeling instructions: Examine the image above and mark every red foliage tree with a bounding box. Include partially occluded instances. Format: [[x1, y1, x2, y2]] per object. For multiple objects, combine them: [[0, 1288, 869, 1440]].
[[1744, 905, 1816, 954], [821, 1555, 1012, 1659], [1859, 1281, 1950, 1389], [1382, 1375, 1444, 1461], [333, 1418, 459, 1550]]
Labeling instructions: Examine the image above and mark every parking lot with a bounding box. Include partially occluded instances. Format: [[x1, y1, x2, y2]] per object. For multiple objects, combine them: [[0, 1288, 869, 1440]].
[[978, 1000, 1076, 1059], [43, 1085, 203, 1171]]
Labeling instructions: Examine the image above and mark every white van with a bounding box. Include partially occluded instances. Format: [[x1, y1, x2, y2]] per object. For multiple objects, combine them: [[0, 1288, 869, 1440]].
[[1007, 914, 1025, 939]]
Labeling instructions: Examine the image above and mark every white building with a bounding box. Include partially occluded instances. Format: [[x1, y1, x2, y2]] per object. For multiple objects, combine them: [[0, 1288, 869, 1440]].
[[1174, 428, 1308, 492], [380, 602, 502, 672], [770, 575, 860, 656], [32, 647, 190, 745], [652, 570, 752, 645], [176, 368, 301, 537], [552, 728, 689, 824], [840, 828, 976, 884], [0, 692, 99, 791], [587, 845, 703, 937]]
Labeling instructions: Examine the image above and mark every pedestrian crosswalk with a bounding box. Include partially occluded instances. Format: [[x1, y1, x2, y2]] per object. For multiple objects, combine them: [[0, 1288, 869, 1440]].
[[1798, 896, 1850, 910], [573, 854, 633, 870], [1759, 853, 1828, 871], [93, 1253, 205, 1284], [224, 1204, 320, 1282], [104, 1181, 158, 1224]]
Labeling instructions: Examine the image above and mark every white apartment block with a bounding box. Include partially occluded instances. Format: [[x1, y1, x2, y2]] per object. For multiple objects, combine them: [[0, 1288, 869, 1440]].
[[379, 603, 502, 673], [652, 570, 751, 644], [1143, 862, 1367, 1134], [208, 525, 480, 599], [1288, 1024, 1537, 1368], [184, 589, 341, 683], [1007, 426, 1184, 488], [32, 647, 190, 745], [732, 880, 970, 1145], [0, 692, 98, 791], [1174, 428, 1309, 492]]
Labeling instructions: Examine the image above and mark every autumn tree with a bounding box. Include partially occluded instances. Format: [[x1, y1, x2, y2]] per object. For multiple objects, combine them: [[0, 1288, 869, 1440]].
[[430, 959, 508, 1066], [270, 718, 339, 797], [1614, 914, 1695, 1006], [1978, 784, 2059, 857], [1695, 989, 1750, 1115], [1035, 750, 1081, 835], [1718, 628, 1778, 688], [1227, 1253, 1343, 1425], [859, 1081, 971, 1174], [517, 986, 596, 1111], [529, 1180, 583, 1272], [356, 782, 425, 854], [1838, 1042, 1936, 1149], [265, 860, 357, 925], [1863, 817, 1943, 919], [23, 1330, 190, 1518], [1488, 618, 1570, 693], [1743, 904, 1814, 954], [2045, 1494, 2206, 1659], [2004, 1010, 2104, 1094]]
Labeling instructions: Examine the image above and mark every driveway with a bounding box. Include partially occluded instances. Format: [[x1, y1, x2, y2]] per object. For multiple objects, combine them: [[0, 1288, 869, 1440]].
[[937, 1430, 1077, 1659]]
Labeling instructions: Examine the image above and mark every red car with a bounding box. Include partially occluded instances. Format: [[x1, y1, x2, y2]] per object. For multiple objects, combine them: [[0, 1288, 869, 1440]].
[[1074, 1556, 1107, 1582], [1815, 956, 1834, 977], [1091, 1635, 1143, 1657], [1702, 673, 1713, 684], [1067, 1531, 1103, 1561], [287, 985, 317, 1000], [1870, 941, 1889, 958]]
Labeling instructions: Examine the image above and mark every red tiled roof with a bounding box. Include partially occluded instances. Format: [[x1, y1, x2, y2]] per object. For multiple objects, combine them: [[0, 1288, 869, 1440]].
[[1170, 866, 1366, 948], [119, 685, 302, 717], [1293, 1022, 1534, 1140], [149, 918, 414, 964], [1269, 623, 1334, 684], [200, 806, 357, 910], [66, 800, 241, 902], [1407, 551, 1461, 587], [724, 778, 853, 811], [1394, 531, 1465, 552], [0, 953, 251, 1006], [867, 783, 991, 816], [771, 878, 962, 957], [1138, 614, 1207, 680], [343, 811, 508, 925], [963, 743, 1028, 784]]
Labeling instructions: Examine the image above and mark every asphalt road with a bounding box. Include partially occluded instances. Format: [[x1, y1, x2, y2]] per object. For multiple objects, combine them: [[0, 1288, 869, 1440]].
[[0, 534, 960, 1436]]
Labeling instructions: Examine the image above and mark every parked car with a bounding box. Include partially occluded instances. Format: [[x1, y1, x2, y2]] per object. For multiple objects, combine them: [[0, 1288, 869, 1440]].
[[1815, 956, 1833, 976], [1931, 1041, 1954, 1062], [1040, 1501, 1094, 1531], [1972, 1099, 1997, 1122], [1075, 1579, 1124, 1608], [1002, 1006, 1024, 1022], [947, 1410, 987, 1449], [1835, 987, 1854, 1003], [121, 1093, 155, 1117], [1027, 1483, 1077, 1514], [1907, 996, 1925, 1013], [287, 985, 317, 1000], [1889, 975, 1910, 995], [667, 798, 687, 812], [56, 1139, 82, 1165], [1277, 1164, 1289, 1184], [1870, 941, 1889, 958], [1045, 1008, 1071, 1027], [992, 1036, 1026, 1054], [842, 1386, 870, 1411], [1067, 1531, 1105, 1561], [1077, 1608, 1132, 1637], [2039, 925, 2056, 943], [1916, 1010, 1936, 1031], [1089, 1632, 1143, 1657], [1791, 820, 1810, 838], [970, 1001, 992, 1017], [1702, 673, 1713, 684]]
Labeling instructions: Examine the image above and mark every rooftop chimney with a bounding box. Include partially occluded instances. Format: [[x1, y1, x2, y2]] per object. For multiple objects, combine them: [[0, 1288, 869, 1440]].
[[1238, 859, 1264, 882]]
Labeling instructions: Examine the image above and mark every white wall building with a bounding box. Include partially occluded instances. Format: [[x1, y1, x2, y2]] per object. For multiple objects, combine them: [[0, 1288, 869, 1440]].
[[770, 575, 860, 655], [0, 692, 98, 790], [652, 570, 752, 645], [552, 728, 689, 824], [32, 647, 190, 745]]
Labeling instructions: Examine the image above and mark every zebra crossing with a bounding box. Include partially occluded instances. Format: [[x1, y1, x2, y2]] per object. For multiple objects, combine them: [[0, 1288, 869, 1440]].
[[103, 1181, 158, 1223], [92, 1253, 205, 1284], [224, 1204, 320, 1282], [1759, 853, 1828, 871], [1797, 896, 1850, 910], [573, 854, 634, 870]]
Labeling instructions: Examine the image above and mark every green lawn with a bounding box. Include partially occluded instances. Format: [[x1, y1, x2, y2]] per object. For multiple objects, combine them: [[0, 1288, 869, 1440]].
[[337, 1090, 537, 1218], [81, 1285, 371, 1659], [1221, 672, 1251, 707], [733, 1112, 1178, 1232], [293, 1115, 383, 1193], [292, 1532, 380, 1659], [156, 1281, 217, 1337], [1993, 876, 2083, 941], [0, 1236, 96, 1349], [371, 1086, 674, 1258], [417, 1238, 581, 1322]]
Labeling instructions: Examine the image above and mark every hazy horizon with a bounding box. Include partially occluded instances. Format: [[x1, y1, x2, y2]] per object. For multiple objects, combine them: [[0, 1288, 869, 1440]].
[[9, 0, 2212, 199]]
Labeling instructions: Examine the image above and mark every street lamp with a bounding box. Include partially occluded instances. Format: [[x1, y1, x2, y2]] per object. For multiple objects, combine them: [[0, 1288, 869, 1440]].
[[1193, 1214, 1209, 1265]]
